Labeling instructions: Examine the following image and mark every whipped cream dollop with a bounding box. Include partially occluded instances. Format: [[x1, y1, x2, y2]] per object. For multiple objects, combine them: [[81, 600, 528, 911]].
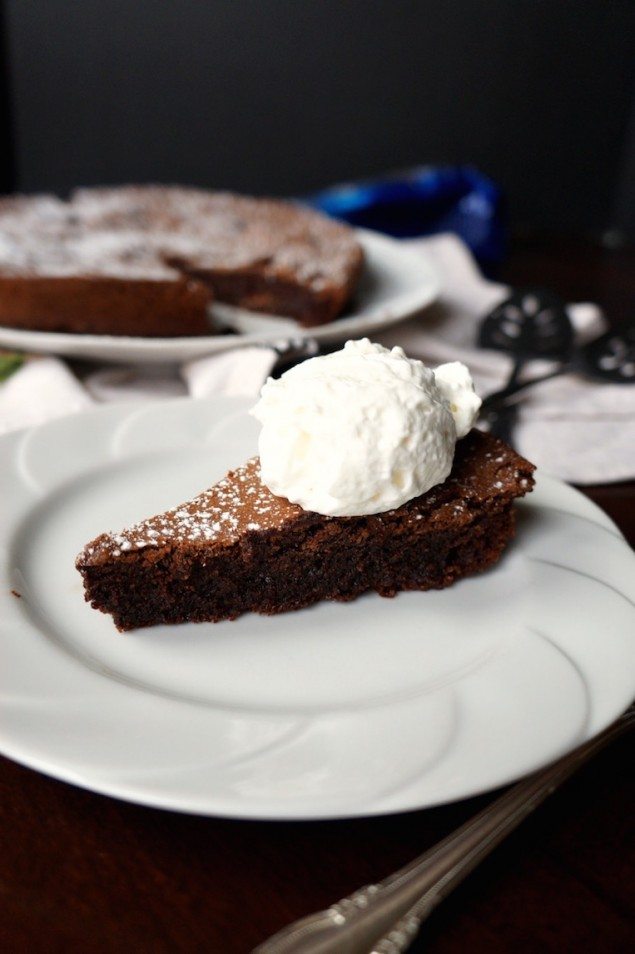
[[250, 339, 481, 517]]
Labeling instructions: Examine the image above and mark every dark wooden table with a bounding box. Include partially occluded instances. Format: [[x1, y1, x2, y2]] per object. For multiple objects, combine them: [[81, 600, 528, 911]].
[[1, 237, 633, 954]]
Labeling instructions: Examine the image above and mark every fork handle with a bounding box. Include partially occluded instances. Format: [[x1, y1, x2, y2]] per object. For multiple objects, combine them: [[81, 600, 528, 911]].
[[480, 362, 571, 410], [253, 705, 635, 954]]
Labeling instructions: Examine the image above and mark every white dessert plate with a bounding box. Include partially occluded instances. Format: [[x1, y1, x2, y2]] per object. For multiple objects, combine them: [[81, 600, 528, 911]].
[[1, 398, 634, 820], [0, 229, 439, 364]]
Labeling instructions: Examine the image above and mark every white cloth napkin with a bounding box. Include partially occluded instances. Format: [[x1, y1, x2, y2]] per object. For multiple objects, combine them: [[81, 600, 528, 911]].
[[0, 356, 92, 435], [1, 233, 633, 484]]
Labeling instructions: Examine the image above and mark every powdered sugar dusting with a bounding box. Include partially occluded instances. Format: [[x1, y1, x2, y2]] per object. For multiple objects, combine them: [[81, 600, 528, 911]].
[[0, 187, 361, 288], [77, 431, 535, 569], [84, 458, 303, 559]]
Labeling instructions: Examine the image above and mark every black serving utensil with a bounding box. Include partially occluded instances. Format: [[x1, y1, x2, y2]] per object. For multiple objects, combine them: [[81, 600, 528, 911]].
[[479, 293, 635, 444], [479, 287, 574, 372], [481, 323, 635, 411], [479, 286, 575, 386], [578, 325, 635, 383], [478, 287, 575, 443]]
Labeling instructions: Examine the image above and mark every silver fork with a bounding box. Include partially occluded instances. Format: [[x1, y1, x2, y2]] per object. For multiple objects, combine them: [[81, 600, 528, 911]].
[[254, 704, 635, 954]]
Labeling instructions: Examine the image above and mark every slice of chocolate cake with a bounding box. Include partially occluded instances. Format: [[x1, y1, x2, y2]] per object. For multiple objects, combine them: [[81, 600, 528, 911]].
[[76, 431, 535, 632]]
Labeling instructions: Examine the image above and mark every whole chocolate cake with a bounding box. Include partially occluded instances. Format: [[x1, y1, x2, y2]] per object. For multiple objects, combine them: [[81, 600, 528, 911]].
[[0, 187, 363, 335]]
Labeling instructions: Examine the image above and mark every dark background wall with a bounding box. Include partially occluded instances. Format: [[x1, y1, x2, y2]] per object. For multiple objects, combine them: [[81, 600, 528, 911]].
[[2, 0, 635, 238]]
